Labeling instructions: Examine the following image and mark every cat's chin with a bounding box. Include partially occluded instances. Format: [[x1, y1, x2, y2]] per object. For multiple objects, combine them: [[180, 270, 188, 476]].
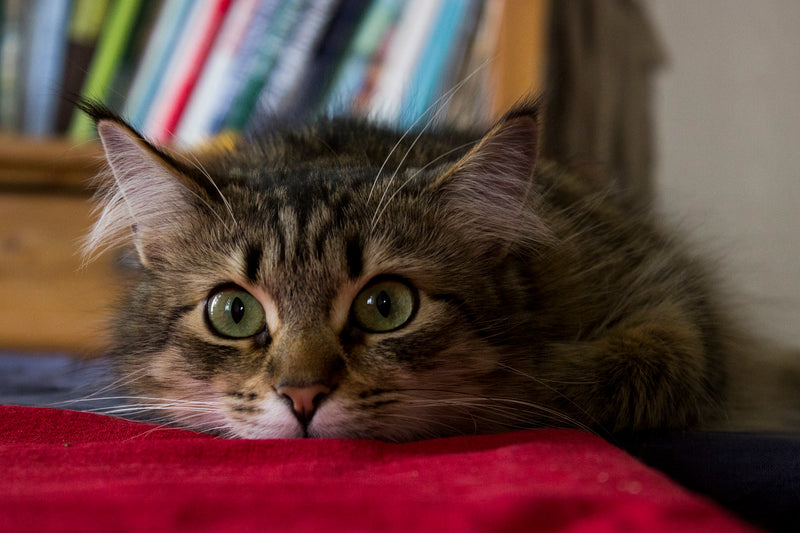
[[216, 400, 349, 439], [225, 420, 353, 440], [226, 418, 306, 439]]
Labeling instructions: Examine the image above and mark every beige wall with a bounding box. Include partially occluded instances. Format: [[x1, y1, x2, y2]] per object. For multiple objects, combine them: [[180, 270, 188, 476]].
[[647, 0, 800, 347]]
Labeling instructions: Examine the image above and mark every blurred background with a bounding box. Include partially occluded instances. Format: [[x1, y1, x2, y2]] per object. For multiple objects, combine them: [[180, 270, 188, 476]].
[[648, 0, 800, 349], [0, 0, 798, 363]]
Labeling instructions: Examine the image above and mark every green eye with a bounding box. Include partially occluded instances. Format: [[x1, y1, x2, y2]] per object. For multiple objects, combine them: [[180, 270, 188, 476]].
[[206, 287, 266, 339], [351, 278, 417, 333]]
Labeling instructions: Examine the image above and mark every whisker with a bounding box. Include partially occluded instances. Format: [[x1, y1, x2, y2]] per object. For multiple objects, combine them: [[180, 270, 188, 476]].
[[367, 59, 490, 204], [77, 368, 150, 400], [396, 388, 596, 434], [369, 140, 478, 230], [183, 151, 238, 227]]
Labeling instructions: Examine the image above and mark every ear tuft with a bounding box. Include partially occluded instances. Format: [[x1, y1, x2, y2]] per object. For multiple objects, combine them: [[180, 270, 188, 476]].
[[84, 119, 206, 267], [434, 105, 552, 251]]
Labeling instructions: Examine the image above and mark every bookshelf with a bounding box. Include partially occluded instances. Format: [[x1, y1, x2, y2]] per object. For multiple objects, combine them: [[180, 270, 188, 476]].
[[0, 136, 116, 354], [0, 0, 549, 355]]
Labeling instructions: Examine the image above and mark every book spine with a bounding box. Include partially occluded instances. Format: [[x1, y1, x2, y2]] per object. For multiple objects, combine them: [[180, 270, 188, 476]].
[[22, 0, 72, 137], [399, 0, 476, 128], [54, 0, 110, 133], [0, 0, 28, 131], [174, 0, 261, 147], [252, 0, 339, 117], [444, 0, 503, 130], [205, 0, 279, 135], [367, 0, 443, 124], [218, 0, 307, 133], [293, 0, 371, 117], [123, 0, 193, 129], [321, 0, 402, 114], [69, 0, 144, 141], [106, 0, 164, 112], [145, 0, 233, 144]]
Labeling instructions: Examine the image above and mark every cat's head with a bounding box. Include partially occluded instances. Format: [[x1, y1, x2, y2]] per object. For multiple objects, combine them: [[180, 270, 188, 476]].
[[87, 105, 556, 441]]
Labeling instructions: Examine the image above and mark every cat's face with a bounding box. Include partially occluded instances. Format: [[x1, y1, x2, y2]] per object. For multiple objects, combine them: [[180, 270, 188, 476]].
[[89, 110, 552, 441]]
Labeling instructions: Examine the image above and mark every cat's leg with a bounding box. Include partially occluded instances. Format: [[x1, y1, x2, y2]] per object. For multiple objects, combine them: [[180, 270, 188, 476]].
[[543, 302, 722, 433]]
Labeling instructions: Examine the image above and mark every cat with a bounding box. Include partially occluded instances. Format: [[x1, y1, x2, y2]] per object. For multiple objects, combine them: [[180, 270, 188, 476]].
[[81, 100, 796, 441]]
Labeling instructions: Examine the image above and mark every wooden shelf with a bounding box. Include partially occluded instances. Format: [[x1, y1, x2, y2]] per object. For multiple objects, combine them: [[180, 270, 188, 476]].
[[0, 134, 103, 191], [0, 136, 121, 355]]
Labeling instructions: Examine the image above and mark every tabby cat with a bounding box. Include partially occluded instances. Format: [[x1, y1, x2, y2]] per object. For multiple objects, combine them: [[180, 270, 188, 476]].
[[83, 102, 784, 441]]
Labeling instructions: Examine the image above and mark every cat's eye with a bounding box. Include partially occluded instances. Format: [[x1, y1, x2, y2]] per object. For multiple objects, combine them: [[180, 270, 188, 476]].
[[351, 278, 417, 333], [206, 287, 266, 339]]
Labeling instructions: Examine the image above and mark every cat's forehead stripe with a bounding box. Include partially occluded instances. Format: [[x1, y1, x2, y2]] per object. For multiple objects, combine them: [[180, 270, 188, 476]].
[[244, 243, 262, 283], [345, 237, 363, 280]]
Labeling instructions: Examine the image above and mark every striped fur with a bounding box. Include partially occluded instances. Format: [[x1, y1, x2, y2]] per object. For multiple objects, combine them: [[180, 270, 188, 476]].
[[83, 103, 782, 441]]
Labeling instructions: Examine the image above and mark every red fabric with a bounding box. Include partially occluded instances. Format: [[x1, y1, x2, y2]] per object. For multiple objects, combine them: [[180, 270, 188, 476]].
[[0, 405, 758, 533]]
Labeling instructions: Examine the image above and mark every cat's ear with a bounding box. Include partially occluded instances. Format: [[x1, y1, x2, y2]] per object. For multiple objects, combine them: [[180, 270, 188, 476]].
[[434, 104, 552, 250], [86, 117, 210, 267]]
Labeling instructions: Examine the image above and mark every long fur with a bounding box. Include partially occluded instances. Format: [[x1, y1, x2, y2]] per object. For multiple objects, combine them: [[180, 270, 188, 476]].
[[81, 101, 798, 441]]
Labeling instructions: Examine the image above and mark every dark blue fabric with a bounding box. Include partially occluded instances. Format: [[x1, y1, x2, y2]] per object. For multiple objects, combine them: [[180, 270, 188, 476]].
[[621, 431, 800, 532], [0, 352, 121, 412]]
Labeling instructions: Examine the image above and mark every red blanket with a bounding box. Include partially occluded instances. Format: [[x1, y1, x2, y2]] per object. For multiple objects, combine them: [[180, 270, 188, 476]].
[[0, 405, 757, 533]]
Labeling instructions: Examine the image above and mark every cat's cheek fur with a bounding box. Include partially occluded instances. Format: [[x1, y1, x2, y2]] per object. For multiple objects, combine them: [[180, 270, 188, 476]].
[[123, 347, 229, 433]]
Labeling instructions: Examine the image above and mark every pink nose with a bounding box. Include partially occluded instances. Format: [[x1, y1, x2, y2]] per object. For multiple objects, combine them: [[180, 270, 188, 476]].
[[277, 384, 331, 422]]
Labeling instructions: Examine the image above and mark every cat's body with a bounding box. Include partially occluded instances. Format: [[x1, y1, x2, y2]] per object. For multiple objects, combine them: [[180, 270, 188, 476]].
[[85, 102, 795, 441]]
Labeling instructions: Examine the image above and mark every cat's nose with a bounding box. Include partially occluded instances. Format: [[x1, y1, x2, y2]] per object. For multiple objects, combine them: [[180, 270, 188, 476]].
[[277, 384, 331, 423]]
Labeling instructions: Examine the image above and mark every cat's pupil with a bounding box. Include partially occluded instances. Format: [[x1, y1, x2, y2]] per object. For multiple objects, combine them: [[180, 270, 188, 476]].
[[376, 291, 392, 318], [230, 297, 245, 323]]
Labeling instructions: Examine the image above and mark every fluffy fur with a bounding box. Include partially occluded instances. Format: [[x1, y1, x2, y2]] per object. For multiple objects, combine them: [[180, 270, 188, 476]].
[[83, 102, 793, 441]]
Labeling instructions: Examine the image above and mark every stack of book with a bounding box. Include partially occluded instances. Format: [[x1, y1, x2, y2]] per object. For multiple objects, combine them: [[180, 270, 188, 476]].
[[0, 0, 510, 147]]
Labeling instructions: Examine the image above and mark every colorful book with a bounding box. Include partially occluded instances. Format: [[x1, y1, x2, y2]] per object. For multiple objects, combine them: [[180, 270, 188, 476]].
[[0, 0, 28, 131], [69, 0, 144, 141], [174, 0, 261, 147], [398, 0, 480, 128], [289, 0, 370, 118], [22, 0, 72, 137], [54, 0, 110, 133], [367, 0, 443, 124], [139, 1, 215, 139], [201, 0, 279, 136], [106, 0, 163, 112], [218, 0, 307, 133], [321, 0, 403, 115], [444, 0, 502, 130], [141, 0, 233, 144], [123, 0, 193, 130], [3, 0, 497, 143], [252, 0, 340, 118]]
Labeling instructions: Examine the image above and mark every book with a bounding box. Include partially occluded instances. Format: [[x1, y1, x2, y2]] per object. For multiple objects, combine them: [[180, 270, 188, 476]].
[[142, 0, 233, 144], [251, 0, 340, 119], [123, 0, 193, 130], [173, 0, 261, 147], [444, 0, 503, 130], [22, 0, 72, 137], [349, 14, 397, 115], [367, 0, 443, 124], [54, 0, 111, 133], [4, 0, 496, 145], [0, 0, 28, 131], [106, 0, 163, 113], [295, 0, 371, 117], [201, 0, 280, 136], [69, 0, 144, 141], [398, 0, 480, 128], [218, 0, 307, 133], [321, 0, 403, 115]]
